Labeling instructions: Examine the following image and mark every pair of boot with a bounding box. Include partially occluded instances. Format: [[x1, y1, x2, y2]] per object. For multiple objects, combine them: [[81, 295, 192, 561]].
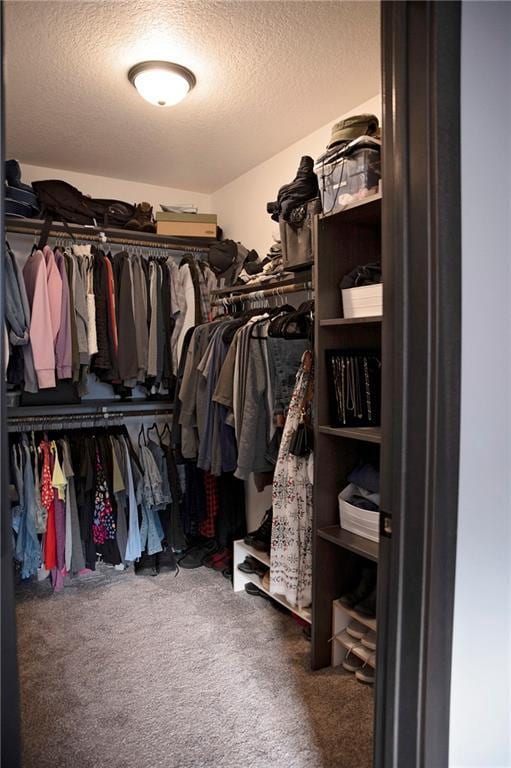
[[125, 201, 155, 233], [340, 565, 377, 618]]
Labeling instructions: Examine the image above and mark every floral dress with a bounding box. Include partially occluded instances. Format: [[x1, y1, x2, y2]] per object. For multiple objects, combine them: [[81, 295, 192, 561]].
[[270, 351, 314, 609]]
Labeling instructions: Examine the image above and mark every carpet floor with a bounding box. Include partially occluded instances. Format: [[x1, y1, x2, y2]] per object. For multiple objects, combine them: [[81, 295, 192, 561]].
[[16, 565, 373, 768]]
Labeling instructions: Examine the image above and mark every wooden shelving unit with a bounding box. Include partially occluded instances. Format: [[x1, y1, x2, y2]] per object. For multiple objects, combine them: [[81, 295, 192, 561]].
[[311, 193, 382, 670]]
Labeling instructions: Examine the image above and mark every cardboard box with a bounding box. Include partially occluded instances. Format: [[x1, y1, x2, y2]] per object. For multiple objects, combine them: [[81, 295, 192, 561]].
[[155, 212, 217, 224], [156, 220, 217, 238]]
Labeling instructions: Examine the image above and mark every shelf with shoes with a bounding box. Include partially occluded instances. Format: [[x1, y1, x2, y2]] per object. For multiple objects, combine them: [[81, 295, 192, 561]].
[[311, 186, 382, 671], [232, 539, 311, 624]]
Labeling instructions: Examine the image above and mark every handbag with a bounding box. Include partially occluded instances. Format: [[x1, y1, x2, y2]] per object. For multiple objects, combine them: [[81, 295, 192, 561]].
[[289, 352, 314, 457]]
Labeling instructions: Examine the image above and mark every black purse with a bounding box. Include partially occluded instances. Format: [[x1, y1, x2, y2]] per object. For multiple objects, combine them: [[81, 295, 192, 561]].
[[289, 417, 313, 457], [289, 356, 314, 457]]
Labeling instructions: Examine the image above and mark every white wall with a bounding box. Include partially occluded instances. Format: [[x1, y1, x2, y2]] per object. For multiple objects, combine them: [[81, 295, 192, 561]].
[[20, 162, 212, 214], [450, 3, 511, 767], [211, 94, 381, 257]]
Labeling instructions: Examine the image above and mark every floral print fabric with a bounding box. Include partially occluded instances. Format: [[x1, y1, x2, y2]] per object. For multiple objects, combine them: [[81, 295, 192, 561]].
[[93, 447, 116, 544], [270, 353, 314, 610]]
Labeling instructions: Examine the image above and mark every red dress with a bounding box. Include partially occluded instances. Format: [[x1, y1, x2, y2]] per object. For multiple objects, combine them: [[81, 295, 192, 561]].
[[40, 441, 56, 570]]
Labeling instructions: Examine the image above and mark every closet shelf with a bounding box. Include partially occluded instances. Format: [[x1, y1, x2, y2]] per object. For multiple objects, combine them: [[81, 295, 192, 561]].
[[317, 426, 382, 444], [5, 216, 214, 251], [236, 541, 271, 567], [333, 630, 376, 668], [249, 574, 312, 623], [333, 599, 377, 632], [317, 526, 379, 562], [211, 271, 313, 296], [319, 316, 382, 327], [319, 192, 382, 225]]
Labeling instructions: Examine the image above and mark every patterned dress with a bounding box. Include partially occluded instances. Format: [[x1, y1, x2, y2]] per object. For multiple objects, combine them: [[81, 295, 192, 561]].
[[270, 352, 314, 609], [40, 440, 57, 571], [93, 447, 116, 544]]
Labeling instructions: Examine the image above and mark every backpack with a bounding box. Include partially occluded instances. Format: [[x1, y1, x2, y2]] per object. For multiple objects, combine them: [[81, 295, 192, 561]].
[[32, 180, 136, 228]]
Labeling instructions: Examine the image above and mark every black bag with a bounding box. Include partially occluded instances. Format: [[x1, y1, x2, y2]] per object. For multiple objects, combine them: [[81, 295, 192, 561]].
[[32, 180, 135, 228], [289, 420, 314, 457]]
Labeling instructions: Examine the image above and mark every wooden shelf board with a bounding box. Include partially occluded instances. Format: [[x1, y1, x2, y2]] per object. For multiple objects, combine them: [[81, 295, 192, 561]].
[[320, 316, 382, 327], [247, 574, 311, 623], [235, 540, 270, 567], [317, 526, 379, 562], [319, 192, 382, 223], [317, 425, 382, 444], [333, 600, 377, 632], [333, 631, 376, 668]]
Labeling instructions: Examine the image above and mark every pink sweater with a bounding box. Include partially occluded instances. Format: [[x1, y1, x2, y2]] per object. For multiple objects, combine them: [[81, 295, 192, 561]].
[[22, 249, 56, 388], [43, 246, 62, 344]]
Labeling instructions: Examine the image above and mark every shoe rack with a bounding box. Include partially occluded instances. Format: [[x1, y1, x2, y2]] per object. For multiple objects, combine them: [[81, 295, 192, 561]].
[[232, 539, 312, 624], [311, 193, 382, 670]]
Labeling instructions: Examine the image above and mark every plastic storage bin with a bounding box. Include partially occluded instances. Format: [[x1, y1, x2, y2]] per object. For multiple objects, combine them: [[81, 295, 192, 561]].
[[341, 283, 383, 318], [315, 137, 381, 215], [338, 483, 380, 543]]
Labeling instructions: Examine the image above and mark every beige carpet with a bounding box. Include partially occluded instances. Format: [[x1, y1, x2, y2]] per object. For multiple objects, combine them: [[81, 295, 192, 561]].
[[15, 566, 373, 768]]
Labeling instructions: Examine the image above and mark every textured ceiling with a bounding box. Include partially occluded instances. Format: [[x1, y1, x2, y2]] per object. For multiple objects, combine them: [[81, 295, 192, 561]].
[[4, 0, 380, 193]]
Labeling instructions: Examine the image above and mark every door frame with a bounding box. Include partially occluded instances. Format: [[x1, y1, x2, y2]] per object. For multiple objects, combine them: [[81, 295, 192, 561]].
[[1, 1, 22, 764], [376, 2, 462, 767]]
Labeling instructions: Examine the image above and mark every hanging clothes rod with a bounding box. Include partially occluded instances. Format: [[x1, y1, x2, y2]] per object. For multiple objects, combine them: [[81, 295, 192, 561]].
[[211, 280, 313, 306], [5, 217, 211, 253], [7, 412, 124, 433]]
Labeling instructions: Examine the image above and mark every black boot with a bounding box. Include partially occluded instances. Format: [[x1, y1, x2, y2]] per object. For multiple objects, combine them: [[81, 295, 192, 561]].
[[244, 508, 273, 552], [340, 565, 377, 609]]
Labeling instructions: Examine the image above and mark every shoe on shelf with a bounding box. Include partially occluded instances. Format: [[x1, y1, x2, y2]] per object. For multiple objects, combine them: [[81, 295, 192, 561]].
[[355, 662, 375, 685], [244, 582, 270, 599], [361, 630, 377, 651], [339, 565, 377, 609], [354, 587, 377, 619], [237, 555, 268, 577], [244, 508, 273, 552], [342, 651, 365, 673], [346, 620, 369, 641]]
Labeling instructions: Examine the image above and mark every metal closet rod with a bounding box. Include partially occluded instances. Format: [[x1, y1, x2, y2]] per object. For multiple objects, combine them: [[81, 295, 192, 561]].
[[212, 280, 313, 306], [5, 221, 210, 253], [7, 407, 174, 433]]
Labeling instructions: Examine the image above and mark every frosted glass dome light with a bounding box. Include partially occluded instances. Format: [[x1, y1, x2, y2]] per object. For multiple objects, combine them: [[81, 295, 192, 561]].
[[128, 61, 196, 107]]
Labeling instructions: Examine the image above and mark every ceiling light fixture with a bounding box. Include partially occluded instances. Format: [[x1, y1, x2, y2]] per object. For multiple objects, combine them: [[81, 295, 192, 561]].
[[128, 61, 196, 107]]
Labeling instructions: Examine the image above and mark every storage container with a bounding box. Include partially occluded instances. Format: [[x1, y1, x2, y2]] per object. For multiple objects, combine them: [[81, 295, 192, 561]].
[[280, 197, 321, 270], [338, 483, 380, 543], [341, 283, 383, 318], [315, 137, 381, 215], [156, 220, 217, 237]]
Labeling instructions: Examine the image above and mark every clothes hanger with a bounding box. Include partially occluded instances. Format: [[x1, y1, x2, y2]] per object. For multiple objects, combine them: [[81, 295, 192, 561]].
[[147, 422, 162, 445]]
